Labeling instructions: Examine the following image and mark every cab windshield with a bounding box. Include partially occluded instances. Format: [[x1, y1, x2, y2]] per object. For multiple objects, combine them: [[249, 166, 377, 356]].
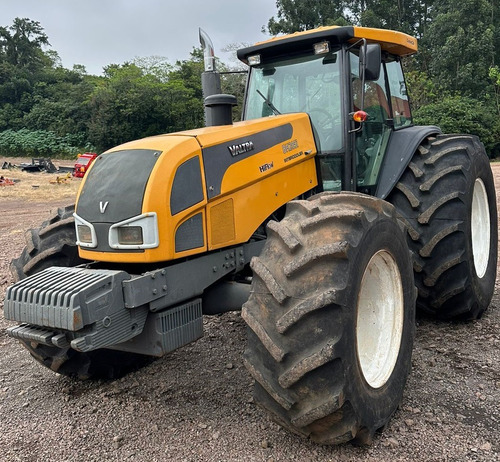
[[77, 157, 92, 166], [244, 51, 343, 154]]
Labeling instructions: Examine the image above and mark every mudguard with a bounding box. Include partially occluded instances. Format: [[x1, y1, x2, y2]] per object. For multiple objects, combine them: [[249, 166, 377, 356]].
[[375, 125, 441, 199]]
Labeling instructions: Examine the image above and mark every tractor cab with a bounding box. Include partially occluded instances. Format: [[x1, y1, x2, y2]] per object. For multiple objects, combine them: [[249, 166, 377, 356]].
[[238, 26, 415, 196]]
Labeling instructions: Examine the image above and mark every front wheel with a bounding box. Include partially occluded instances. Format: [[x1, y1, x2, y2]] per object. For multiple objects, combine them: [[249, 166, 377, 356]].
[[242, 192, 416, 445]]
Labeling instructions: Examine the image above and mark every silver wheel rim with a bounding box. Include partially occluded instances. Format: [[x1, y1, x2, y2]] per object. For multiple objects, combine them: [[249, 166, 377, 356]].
[[356, 250, 404, 389], [471, 178, 490, 278]]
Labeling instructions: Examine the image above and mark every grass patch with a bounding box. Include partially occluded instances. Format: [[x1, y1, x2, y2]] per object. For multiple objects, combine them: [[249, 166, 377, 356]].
[[0, 168, 81, 201]]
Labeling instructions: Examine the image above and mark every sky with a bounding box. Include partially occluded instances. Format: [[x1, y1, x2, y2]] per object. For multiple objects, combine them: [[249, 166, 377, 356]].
[[1, 0, 278, 75]]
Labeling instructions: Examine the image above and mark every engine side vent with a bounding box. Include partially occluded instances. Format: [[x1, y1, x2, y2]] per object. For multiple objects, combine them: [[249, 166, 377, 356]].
[[210, 199, 235, 245]]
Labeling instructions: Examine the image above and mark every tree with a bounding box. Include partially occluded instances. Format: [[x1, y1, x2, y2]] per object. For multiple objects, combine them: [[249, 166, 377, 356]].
[[349, 0, 435, 38], [264, 0, 348, 34], [164, 48, 205, 130], [132, 56, 172, 82], [87, 51, 205, 151], [0, 18, 54, 131], [489, 66, 500, 116], [264, 1, 435, 37], [0, 18, 212, 156], [87, 63, 160, 150], [405, 70, 437, 111], [0, 18, 49, 69], [22, 65, 94, 136], [419, 0, 495, 98]]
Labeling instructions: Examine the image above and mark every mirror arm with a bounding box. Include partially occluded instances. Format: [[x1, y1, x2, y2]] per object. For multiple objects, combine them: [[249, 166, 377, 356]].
[[359, 39, 367, 112]]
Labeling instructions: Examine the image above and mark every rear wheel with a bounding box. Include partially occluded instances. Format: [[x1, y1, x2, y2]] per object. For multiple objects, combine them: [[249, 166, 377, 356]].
[[10, 205, 152, 380], [243, 192, 415, 445], [387, 135, 498, 320]]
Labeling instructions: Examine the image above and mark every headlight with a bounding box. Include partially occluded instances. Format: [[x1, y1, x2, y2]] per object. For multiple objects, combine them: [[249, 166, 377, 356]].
[[117, 226, 143, 245], [73, 214, 97, 248], [109, 212, 159, 250], [77, 225, 93, 243], [248, 54, 261, 66]]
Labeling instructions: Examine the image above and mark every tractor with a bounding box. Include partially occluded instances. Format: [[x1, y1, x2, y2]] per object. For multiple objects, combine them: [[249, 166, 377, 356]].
[[3, 26, 497, 445]]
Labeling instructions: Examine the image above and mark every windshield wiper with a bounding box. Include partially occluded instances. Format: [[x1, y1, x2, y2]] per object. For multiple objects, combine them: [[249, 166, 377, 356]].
[[256, 89, 281, 115]]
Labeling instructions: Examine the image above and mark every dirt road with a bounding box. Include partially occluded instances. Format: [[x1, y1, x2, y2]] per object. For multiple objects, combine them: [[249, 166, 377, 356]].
[[0, 167, 499, 461]]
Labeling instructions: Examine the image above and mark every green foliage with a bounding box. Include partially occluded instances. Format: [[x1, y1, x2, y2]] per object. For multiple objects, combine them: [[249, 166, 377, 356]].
[[218, 45, 248, 121], [265, 0, 434, 37], [265, 0, 347, 34], [413, 96, 500, 156], [0, 18, 206, 155], [421, 0, 495, 99], [1, 9, 499, 158], [0, 18, 50, 69], [489, 66, 500, 116], [0, 128, 93, 158], [405, 70, 438, 111], [349, 0, 433, 37], [87, 50, 204, 152]]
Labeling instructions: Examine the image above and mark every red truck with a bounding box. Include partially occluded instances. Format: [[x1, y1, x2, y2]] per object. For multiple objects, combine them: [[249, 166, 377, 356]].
[[73, 152, 97, 178]]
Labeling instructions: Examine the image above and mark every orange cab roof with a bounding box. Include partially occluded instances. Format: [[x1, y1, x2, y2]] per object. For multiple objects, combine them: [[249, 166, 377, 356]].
[[237, 26, 417, 64]]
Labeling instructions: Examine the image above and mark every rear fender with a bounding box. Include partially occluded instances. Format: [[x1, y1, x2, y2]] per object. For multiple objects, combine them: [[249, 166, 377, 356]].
[[375, 125, 441, 199]]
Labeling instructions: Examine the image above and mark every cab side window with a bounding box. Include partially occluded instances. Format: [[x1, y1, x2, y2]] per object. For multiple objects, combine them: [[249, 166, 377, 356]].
[[385, 60, 412, 128]]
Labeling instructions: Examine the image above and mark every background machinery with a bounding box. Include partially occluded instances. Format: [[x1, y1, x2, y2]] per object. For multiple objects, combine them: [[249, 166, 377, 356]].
[[3, 26, 497, 445], [73, 152, 98, 178]]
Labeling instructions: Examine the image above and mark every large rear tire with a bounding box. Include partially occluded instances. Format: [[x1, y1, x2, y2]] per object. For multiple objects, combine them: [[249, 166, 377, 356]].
[[242, 192, 416, 445], [9, 205, 152, 380], [387, 135, 498, 320]]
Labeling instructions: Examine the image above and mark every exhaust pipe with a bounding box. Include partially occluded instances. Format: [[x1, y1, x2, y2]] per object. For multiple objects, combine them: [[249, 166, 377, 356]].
[[199, 27, 216, 73], [199, 28, 236, 127]]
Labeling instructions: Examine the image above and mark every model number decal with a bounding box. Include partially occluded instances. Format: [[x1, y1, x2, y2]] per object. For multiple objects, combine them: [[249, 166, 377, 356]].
[[282, 139, 299, 154]]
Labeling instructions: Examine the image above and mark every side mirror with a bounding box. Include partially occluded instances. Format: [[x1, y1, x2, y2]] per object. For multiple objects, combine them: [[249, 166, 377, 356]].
[[359, 43, 381, 81], [350, 42, 382, 133]]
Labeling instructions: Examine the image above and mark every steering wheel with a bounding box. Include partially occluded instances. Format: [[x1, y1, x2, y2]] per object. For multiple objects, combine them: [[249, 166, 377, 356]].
[[308, 108, 343, 152], [308, 108, 334, 135]]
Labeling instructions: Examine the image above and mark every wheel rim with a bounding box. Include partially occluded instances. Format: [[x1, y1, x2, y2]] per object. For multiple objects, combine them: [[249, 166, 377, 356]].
[[471, 178, 490, 278], [356, 250, 404, 389]]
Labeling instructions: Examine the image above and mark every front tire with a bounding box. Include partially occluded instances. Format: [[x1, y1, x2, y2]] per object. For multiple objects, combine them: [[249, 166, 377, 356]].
[[387, 135, 498, 320], [10, 205, 84, 280], [242, 192, 416, 445], [9, 205, 152, 379]]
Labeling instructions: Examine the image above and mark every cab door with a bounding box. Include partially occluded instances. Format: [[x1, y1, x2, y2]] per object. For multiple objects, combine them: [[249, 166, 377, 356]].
[[349, 51, 412, 195]]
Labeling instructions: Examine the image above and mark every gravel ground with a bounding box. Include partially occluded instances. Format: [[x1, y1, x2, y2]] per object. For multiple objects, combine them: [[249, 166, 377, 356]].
[[0, 167, 499, 461]]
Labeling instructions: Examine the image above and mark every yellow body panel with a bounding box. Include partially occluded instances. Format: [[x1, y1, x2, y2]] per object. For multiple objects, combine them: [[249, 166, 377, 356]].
[[254, 25, 417, 56], [77, 113, 318, 263], [77, 135, 208, 263], [207, 157, 317, 250]]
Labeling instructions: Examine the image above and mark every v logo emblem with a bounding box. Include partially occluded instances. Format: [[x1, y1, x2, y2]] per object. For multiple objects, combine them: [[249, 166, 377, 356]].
[[99, 201, 109, 214]]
